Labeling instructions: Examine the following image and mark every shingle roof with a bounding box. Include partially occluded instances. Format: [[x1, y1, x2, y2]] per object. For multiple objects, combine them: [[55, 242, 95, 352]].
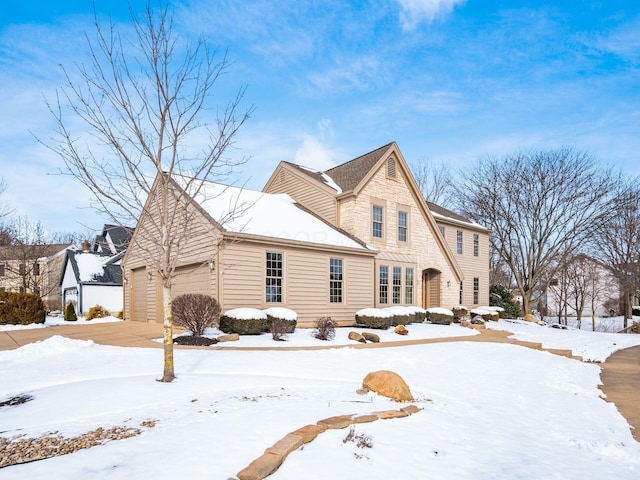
[[67, 250, 123, 285], [325, 143, 394, 192], [0, 243, 71, 260], [95, 224, 134, 253], [426, 201, 477, 225]]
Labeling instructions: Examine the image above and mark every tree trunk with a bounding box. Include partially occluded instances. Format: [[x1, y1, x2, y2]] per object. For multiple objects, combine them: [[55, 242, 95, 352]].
[[158, 282, 175, 382]]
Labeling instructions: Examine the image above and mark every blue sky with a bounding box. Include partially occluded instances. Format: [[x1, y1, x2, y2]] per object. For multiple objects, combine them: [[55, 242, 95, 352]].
[[1, 0, 639, 234]]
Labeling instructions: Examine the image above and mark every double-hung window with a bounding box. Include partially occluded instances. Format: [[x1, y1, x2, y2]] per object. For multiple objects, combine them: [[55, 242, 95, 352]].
[[405, 268, 414, 304], [372, 205, 384, 238], [398, 211, 408, 242], [456, 231, 463, 254], [329, 258, 343, 303], [473, 234, 479, 257], [379, 266, 389, 304], [473, 277, 479, 305], [266, 252, 283, 303], [392, 267, 402, 304]]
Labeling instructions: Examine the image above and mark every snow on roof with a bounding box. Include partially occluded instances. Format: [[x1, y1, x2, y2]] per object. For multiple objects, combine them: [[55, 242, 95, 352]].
[[299, 165, 343, 194], [74, 252, 108, 282], [182, 177, 365, 250]]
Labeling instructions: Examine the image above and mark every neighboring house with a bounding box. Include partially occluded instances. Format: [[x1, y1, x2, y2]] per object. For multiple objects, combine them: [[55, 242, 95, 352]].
[[60, 242, 124, 315], [123, 142, 478, 326], [546, 254, 620, 319], [92, 224, 134, 254], [426, 202, 491, 307], [0, 243, 75, 310]]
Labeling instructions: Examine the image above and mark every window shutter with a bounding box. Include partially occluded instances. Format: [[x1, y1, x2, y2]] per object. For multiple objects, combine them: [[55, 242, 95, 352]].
[[387, 158, 396, 178]]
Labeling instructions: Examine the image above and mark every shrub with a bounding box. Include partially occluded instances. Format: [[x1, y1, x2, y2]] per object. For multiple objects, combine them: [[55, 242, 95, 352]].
[[425, 308, 454, 325], [86, 304, 109, 321], [172, 294, 222, 337], [355, 308, 393, 329], [64, 301, 77, 321], [0, 291, 46, 325], [269, 318, 291, 341], [489, 284, 521, 318], [313, 316, 336, 341], [343, 425, 373, 449], [219, 308, 267, 335], [264, 307, 297, 336]]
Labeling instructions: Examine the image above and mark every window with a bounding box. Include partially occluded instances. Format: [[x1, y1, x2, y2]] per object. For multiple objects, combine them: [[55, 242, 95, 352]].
[[266, 252, 283, 303], [34, 287, 41, 296], [439, 226, 445, 237], [329, 258, 343, 303], [398, 211, 408, 242], [372, 205, 384, 238], [392, 267, 402, 304], [456, 231, 463, 254], [0, 264, 4, 277], [473, 234, 479, 257], [405, 268, 414, 304], [473, 277, 479, 305], [459, 281, 463, 305], [379, 266, 389, 304], [19, 263, 25, 276], [34, 262, 40, 276]]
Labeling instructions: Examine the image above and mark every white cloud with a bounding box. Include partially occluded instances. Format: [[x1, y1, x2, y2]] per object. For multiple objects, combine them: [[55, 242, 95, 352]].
[[397, 0, 466, 30], [294, 118, 338, 170]]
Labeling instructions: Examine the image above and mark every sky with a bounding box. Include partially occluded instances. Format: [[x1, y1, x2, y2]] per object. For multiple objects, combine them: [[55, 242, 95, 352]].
[[0, 0, 639, 235]]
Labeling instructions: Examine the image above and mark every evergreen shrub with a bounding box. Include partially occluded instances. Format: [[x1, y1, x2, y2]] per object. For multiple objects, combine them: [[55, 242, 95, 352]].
[[0, 291, 46, 325]]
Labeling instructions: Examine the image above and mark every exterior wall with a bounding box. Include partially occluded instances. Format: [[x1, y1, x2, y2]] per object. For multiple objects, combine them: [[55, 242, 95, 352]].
[[81, 285, 123, 314], [264, 165, 337, 224], [436, 222, 490, 307], [338, 162, 459, 309], [219, 239, 374, 327]]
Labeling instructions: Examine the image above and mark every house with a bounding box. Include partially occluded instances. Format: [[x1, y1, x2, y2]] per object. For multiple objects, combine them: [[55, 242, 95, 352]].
[[122, 142, 485, 327], [546, 254, 621, 319], [92, 224, 134, 254], [59, 241, 125, 315], [0, 243, 75, 310], [426, 202, 490, 307]]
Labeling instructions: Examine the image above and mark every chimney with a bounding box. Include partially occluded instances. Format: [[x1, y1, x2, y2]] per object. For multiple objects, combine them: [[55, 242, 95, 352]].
[[82, 240, 91, 252]]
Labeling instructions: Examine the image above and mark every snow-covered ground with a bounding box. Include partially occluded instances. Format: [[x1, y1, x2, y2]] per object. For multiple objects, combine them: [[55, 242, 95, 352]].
[[1, 319, 640, 479]]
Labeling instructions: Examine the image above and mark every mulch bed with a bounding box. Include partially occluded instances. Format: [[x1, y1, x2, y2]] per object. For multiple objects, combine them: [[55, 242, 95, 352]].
[[173, 335, 218, 346]]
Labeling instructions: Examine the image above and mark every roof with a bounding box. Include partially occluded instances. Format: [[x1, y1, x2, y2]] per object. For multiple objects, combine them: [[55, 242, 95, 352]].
[[65, 250, 123, 285], [324, 142, 393, 192], [0, 243, 72, 261], [427, 201, 491, 232], [176, 176, 370, 251], [93, 224, 134, 254]]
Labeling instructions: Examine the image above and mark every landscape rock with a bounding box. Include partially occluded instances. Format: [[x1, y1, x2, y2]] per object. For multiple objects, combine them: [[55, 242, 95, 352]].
[[394, 324, 408, 335], [290, 424, 327, 444], [348, 331, 366, 343], [523, 314, 538, 323], [217, 333, 240, 342], [361, 370, 414, 402], [236, 451, 283, 480], [361, 332, 380, 343]]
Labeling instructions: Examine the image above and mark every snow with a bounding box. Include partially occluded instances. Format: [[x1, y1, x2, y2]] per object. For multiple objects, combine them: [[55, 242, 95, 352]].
[[177, 177, 365, 250], [223, 308, 267, 320], [425, 307, 454, 316], [74, 252, 107, 282], [356, 308, 394, 318], [263, 307, 298, 321], [2, 320, 640, 479], [0, 316, 122, 331]]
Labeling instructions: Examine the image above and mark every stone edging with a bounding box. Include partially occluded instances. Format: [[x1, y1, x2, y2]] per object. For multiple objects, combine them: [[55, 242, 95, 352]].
[[233, 405, 422, 480]]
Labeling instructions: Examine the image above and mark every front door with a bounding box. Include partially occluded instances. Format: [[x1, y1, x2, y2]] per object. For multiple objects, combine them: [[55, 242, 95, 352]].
[[422, 268, 441, 309]]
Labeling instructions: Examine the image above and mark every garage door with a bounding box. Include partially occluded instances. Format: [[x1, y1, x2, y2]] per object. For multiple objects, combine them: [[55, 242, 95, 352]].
[[131, 267, 147, 322], [171, 263, 211, 298]]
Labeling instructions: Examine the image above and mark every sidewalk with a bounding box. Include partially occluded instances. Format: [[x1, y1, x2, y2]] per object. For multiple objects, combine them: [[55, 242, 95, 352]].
[[1, 321, 638, 442]]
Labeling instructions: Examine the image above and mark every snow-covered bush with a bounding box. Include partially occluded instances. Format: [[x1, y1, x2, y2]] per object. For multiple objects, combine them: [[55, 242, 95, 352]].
[[172, 294, 221, 336], [404, 306, 427, 322], [451, 305, 469, 321], [425, 307, 454, 325], [264, 307, 297, 336], [470, 307, 499, 322], [384, 306, 414, 325], [219, 308, 267, 335], [86, 304, 109, 321], [355, 308, 394, 329], [313, 316, 336, 341], [0, 291, 46, 325]]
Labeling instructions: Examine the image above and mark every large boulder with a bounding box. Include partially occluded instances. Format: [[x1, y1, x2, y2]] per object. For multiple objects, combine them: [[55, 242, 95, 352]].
[[523, 313, 538, 323], [361, 332, 380, 343], [348, 331, 366, 343], [451, 306, 469, 321], [361, 370, 414, 402]]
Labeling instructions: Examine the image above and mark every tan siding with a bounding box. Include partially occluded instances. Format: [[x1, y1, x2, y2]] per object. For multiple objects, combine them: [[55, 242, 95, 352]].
[[219, 240, 374, 327], [264, 166, 337, 224], [131, 267, 147, 322]]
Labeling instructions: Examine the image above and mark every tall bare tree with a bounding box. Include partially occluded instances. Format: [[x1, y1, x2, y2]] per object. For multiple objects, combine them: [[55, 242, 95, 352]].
[[592, 179, 640, 328], [411, 157, 456, 206], [43, 4, 251, 382], [457, 148, 615, 315], [0, 178, 14, 223]]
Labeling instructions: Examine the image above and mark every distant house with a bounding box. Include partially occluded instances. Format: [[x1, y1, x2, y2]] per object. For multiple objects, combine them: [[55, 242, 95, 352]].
[[0, 243, 75, 310], [122, 142, 488, 326], [59, 224, 134, 315]]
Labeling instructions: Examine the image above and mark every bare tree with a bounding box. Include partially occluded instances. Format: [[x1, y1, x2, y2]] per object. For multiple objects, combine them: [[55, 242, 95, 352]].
[[592, 179, 640, 328], [457, 148, 616, 315], [43, 5, 251, 382], [411, 157, 456, 206], [0, 178, 13, 222]]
